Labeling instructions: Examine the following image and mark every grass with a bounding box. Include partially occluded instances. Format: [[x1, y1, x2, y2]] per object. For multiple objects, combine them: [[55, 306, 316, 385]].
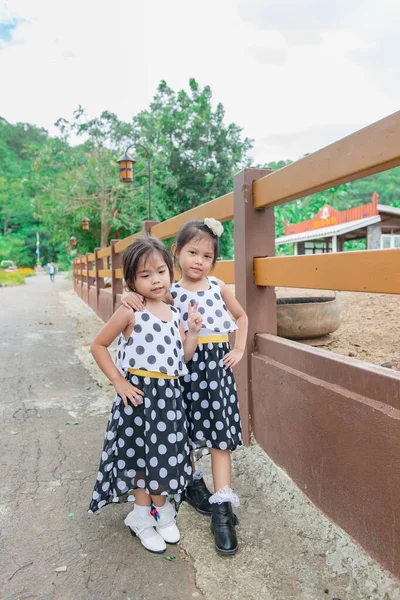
[[18, 268, 36, 278], [0, 271, 25, 286], [0, 268, 36, 287]]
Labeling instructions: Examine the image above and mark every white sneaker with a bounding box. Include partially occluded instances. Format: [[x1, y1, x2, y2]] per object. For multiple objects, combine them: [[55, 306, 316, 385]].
[[124, 510, 167, 553], [154, 501, 180, 544]]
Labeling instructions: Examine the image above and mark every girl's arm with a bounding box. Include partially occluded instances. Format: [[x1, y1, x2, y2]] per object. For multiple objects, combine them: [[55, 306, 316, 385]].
[[121, 290, 174, 309], [180, 302, 202, 362], [218, 280, 248, 369], [121, 291, 145, 311], [91, 307, 144, 407]]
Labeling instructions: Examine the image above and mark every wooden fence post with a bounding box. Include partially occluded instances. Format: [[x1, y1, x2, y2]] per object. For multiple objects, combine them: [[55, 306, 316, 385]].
[[80, 257, 84, 300], [84, 255, 89, 305], [86, 252, 93, 307], [87, 253, 94, 287], [95, 248, 104, 316], [142, 220, 160, 235], [74, 258, 79, 295], [78, 256, 83, 298], [233, 168, 277, 444], [111, 240, 123, 313]]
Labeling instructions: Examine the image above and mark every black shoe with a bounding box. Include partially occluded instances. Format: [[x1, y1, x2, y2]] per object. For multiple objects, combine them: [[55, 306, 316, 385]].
[[211, 502, 238, 556], [186, 478, 212, 516]]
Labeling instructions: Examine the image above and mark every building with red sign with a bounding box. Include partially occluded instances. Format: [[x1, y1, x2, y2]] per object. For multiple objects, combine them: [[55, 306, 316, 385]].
[[276, 193, 400, 254]]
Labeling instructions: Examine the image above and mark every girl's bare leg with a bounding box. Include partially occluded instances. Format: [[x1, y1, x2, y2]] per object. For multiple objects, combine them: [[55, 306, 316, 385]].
[[135, 488, 152, 506], [210, 448, 231, 491], [151, 494, 167, 508]]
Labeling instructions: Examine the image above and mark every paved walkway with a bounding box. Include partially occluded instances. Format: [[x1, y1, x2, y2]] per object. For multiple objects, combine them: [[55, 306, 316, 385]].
[[1, 274, 400, 600], [0, 274, 201, 600]]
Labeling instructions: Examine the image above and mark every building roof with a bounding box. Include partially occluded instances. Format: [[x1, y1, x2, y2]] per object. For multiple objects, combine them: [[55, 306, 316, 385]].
[[275, 215, 382, 245], [378, 204, 400, 216]]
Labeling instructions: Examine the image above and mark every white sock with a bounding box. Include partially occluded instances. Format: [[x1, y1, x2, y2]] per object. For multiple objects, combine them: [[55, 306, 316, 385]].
[[209, 486, 240, 507], [132, 504, 157, 540], [134, 504, 151, 517]]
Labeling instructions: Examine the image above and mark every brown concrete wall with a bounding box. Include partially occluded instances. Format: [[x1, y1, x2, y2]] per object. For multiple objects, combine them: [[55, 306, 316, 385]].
[[88, 286, 97, 312], [97, 289, 112, 322], [82, 282, 89, 305], [251, 333, 400, 578]]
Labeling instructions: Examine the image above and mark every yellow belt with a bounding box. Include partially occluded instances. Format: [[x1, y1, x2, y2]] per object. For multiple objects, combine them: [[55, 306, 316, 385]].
[[128, 368, 179, 380], [197, 335, 229, 345]]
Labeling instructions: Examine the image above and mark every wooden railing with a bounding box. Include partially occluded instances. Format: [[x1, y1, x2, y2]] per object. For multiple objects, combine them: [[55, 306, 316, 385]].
[[72, 110, 400, 580], [74, 109, 400, 321]]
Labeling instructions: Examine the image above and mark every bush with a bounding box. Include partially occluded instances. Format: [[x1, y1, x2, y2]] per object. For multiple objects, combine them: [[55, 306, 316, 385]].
[[0, 271, 25, 286], [0, 235, 36, 268], [17, 268, 35, 278]]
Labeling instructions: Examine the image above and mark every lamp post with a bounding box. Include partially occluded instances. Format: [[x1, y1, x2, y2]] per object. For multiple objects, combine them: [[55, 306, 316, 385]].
[[117, 143, 152, 220]]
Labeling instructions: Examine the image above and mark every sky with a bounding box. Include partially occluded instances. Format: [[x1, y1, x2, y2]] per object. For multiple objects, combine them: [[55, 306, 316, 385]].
[[0, 0, 399, 164]]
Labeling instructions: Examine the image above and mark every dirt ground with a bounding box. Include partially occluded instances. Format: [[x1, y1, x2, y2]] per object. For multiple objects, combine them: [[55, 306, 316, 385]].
[[276, 288, 400, 366]]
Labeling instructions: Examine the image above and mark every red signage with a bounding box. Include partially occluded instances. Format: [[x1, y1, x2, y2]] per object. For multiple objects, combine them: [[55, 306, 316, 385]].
[[284, 193, 379, 236]]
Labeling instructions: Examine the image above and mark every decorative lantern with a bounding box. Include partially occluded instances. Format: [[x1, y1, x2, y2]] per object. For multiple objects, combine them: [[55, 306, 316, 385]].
[[117, 151, 136, 183], [70, 236, 77, 247], [81, 217, 90, 231]]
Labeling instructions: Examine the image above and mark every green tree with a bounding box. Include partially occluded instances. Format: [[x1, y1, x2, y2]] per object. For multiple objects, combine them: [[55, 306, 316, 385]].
[[33, 108, 141, 250], [0, 118, 47, 266], [132, 78, 253, 257], [33, 81, 253, 260]]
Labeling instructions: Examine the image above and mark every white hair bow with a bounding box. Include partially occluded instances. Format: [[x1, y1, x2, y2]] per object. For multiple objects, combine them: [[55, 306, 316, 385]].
[[204, 217, 224, 238]]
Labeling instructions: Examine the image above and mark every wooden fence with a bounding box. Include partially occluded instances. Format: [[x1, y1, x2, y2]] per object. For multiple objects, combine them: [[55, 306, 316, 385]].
[[74, 111, 400, 579]]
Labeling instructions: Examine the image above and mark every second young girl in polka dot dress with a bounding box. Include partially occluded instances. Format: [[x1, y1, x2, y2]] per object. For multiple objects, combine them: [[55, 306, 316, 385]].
[[124, 219, 248, 555]]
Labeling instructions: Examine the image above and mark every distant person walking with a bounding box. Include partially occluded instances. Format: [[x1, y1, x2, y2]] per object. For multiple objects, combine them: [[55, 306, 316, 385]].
[[48, 262, 56, 282]]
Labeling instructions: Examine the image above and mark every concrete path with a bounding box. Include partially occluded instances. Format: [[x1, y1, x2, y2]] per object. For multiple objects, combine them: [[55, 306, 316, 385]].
[[0, 274, 201, 600], [1, 274, 400, 600]]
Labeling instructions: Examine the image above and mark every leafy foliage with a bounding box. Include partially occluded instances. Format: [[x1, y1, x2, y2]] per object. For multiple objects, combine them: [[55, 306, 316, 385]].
[[0, 81, 399, 269]]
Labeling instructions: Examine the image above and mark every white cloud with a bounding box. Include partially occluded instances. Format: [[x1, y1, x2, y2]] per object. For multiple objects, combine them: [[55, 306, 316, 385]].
[[0, 0, 399, 163]]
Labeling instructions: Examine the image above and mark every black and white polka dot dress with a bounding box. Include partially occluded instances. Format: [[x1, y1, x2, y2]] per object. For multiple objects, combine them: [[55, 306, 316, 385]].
[[171, 277, 243, 457], [89, 306, 192, 513]]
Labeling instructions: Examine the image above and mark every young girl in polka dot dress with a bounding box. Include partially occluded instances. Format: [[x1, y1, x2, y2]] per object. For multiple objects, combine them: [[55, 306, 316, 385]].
[[123, 219, 248, 555], [89, 236, 202, 554]]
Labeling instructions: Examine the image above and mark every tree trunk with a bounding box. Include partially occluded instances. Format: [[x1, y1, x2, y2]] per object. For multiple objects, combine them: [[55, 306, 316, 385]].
[[99, 190, 111, 247], [101, 221, 111, 247]]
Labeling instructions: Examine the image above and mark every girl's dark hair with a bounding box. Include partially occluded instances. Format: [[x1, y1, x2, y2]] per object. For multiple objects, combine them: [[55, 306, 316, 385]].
[[123, 236, 173, 292], [175, 220, 219, 267]]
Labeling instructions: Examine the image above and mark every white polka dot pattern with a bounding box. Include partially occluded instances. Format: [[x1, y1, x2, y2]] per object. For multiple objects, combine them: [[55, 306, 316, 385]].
[[89, 375, 192, 513], [182, 339, 243, 458], [171, 277, 237, 334], [116, 306, 187, 377]]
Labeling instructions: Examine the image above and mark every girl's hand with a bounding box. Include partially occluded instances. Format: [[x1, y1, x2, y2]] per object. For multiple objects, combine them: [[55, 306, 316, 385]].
[[114, 377, 144, 407], [121, 292, 145, 311], [223, 348, 244, 370], [187, 301, 203, 333]]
